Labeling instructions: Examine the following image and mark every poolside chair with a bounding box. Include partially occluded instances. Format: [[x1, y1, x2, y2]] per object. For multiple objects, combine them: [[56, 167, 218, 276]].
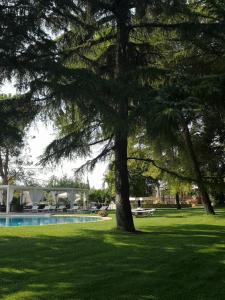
[[38, 205, 51, 213], [89, 205, 98, 213], [24, 205, 34, 213], [81, 205, 98, 214], [66, 205, 79, 213], [100, 205, 108, 211], [57, 205, 66, 212], [132, 208, 156, 217], [49, 205, 56, 212], [30, 205, 39, 213]]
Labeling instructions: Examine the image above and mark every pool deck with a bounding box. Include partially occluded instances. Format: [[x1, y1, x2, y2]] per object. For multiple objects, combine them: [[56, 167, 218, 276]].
[[0, 213, 51, 217], [0, 212, 96, 216], [0, 213, 111, 221]]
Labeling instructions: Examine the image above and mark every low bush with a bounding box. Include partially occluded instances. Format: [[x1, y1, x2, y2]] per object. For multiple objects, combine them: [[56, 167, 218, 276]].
[[98, 210, 108, 217]]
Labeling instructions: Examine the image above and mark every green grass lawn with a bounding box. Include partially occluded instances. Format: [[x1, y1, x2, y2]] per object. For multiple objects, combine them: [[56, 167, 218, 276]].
[[0, 208, 225, 300]]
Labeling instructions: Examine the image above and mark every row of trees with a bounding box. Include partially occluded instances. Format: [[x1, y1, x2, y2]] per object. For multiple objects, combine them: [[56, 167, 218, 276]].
[[0, 1, 224, 231]]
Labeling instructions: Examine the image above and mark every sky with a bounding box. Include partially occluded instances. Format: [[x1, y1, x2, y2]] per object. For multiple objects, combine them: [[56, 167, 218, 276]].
[[0, 81, 108, 189], [26, 121, 108, 189]]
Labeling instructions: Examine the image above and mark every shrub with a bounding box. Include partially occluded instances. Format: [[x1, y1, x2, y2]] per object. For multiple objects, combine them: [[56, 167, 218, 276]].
[[89, 189, 112, 204], [98, 210, 108, 217]]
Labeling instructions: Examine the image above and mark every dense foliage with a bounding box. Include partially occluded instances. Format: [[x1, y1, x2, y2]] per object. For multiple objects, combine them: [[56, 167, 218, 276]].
[[89, 189, 112, 204], [0, 94, 38, 185], [0, 1, 224, 230], [47, 175, 89, 189]]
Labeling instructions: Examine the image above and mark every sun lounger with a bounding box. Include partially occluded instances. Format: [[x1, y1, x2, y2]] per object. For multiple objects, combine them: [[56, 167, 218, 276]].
[[67, 205, 79, 213], [57, 205, 66, 212], [49, 205, 56, 212], [38, 205, 51, 212], [84, 205, 108, 214], [24, 205, 38, 213], [100, 205, 108, 211], [30, 205, 39, 213], [88, 206, 98, 213], [132, 208, 156, 217], [23, 206, 32, 212]]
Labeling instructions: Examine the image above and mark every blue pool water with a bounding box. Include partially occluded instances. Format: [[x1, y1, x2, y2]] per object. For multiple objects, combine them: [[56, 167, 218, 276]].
[[0, 216, 101, 227]]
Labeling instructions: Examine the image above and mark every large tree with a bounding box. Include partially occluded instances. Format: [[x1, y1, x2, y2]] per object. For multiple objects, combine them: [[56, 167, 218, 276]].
[[1, 0, 225, 227], [38, 1, 196, 231]]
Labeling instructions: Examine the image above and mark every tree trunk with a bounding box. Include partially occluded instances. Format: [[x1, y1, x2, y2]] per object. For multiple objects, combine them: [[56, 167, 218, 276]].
[[115, 132, 135, 232], [182, 121, 215, 215], [175, 192, 181, 209], [114, 1, 135, 232], [0, 149, 8, 205]]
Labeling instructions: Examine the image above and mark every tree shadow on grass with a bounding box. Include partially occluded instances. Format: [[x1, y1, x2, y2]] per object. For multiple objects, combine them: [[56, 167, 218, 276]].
[[0, 223, 225, 300]]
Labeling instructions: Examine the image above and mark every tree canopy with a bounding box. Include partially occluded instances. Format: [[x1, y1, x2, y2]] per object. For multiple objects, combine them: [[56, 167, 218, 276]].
[[0, 0, 224, 230]]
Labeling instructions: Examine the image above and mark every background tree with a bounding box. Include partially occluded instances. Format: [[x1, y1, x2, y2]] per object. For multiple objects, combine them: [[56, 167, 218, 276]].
[[0, 95, 38, 185], [47, 174, 89, 189], [89, 189, 112, 205]]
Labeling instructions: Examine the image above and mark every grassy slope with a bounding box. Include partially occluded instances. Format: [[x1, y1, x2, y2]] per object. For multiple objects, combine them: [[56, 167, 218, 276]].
[[0, 208, 225, 300]]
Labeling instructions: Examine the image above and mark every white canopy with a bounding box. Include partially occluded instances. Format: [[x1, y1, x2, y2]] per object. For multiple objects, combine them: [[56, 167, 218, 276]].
[[8, 187, 14, 205], [29, 190, 44, 204], [67, 190, 75, 207], [0, 185, 89, 213], [22, 191, 32, 205], [51, 191, 58, 203], [57, 192, 67, 199], [0, 190, 3, 205]]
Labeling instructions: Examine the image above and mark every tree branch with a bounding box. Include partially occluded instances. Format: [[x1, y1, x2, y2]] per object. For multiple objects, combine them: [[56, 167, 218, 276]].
[[129, 22, 225, 31], [127, 156, 195, 183], [88, 136, 114, 147], [75, 140, 114, 174]]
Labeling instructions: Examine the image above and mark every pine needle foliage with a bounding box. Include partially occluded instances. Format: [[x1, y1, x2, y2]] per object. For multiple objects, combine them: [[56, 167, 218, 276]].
[[1, 0, 225, 226]]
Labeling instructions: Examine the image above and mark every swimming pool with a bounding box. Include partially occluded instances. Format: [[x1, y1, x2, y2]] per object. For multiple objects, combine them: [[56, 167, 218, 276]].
[[0, 215, 101, 227]]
